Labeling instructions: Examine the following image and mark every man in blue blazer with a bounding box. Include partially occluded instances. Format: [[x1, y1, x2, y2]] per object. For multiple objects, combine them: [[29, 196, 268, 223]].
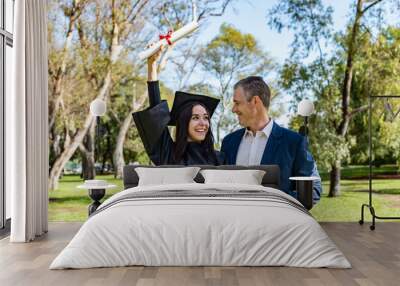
[[221, 76, 322, 203]]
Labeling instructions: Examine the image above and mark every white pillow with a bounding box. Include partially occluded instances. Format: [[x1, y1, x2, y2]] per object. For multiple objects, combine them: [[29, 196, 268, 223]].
[[135, 167, 200, 186], [200, 169, 266, 185]]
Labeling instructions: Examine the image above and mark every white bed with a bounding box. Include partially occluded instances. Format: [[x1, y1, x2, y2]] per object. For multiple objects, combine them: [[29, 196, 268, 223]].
[[50, 183, 351, 269]]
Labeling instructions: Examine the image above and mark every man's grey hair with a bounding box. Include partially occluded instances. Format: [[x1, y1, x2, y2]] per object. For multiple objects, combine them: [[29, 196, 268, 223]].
[[233, 76, 271, 109]]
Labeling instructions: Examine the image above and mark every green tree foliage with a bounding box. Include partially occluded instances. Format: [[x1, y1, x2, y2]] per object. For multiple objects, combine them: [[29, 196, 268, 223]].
[[200, 24, 276, 143], [364, 27, 400, 166], [269, 0, 400, 196]]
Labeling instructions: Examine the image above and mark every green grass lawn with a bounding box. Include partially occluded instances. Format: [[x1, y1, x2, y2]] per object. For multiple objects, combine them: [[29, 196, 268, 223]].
[[310, 179, 400, 221], [49, 175, 124, 221], [49, 170, 400, 222]]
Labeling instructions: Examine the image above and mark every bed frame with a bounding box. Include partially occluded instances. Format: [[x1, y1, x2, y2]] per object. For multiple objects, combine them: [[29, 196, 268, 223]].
[[123, 164, 281, 190], [122, 164, 319, 210]]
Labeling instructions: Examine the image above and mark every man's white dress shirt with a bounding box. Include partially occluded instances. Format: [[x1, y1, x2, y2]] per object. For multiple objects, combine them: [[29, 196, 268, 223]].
[[236, 119, 274, 166]]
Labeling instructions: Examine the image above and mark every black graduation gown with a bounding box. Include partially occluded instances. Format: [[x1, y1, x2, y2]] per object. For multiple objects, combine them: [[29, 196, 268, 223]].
[[132, 81, 224, 166]]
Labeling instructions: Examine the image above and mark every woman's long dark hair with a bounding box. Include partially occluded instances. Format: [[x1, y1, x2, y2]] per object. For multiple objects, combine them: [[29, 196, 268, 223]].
[[173, 102, 217, 164]]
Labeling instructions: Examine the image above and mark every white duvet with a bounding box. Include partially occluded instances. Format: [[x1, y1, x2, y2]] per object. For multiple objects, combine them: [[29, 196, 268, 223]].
[[50, 183, 351, 269]]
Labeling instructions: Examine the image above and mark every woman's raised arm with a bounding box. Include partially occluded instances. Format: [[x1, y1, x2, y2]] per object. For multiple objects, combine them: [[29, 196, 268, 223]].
[[147, 45, 163, 106]]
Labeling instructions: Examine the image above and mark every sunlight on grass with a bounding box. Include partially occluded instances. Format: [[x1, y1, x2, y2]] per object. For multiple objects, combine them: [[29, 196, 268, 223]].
[[49, 173, 400, 222], [310, 180, 400, 221]]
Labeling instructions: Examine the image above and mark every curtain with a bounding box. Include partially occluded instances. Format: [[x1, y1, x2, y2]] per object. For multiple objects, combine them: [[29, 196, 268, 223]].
[[7, 0, 48, 242]]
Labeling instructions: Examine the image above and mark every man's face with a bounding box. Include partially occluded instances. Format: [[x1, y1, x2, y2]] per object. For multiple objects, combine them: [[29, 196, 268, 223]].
[[232, 86, 256, 127]]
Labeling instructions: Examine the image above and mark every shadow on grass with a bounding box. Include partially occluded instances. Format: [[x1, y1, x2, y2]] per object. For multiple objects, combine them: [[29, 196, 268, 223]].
[[350, 189, 400, 195], [49, 194, 114, 204], [58, 174, 119, 183], [57, 176, 86, 183], [319, 165, 400, 180], [49, 197, 91, 204]]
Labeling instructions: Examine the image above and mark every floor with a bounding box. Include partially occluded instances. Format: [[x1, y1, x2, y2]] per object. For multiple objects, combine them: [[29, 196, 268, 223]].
[[0, 222, 399, 286]]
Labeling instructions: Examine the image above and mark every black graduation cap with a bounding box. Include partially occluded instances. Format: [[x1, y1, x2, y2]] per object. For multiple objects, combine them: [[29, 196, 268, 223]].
[[168, 91, 220, 126]]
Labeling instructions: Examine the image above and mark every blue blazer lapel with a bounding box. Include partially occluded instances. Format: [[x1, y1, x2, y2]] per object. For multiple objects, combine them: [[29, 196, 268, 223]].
[[230, 128, 245, 164], [261, 122, 283, 164]]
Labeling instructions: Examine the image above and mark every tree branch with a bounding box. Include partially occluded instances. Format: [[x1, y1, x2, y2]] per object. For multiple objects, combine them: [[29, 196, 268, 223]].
[[349, 104, 369, 119], [191, 0, 197, 21], [362, 0, 385, 15], [79, 143, 88, 153], [157, 43, 175, 73], [110, 109, 122, 124], [127, 0, 150, 24], [197, 0, 232, 21], [76, 19, 99, 89], [209, 0, 231, 17]]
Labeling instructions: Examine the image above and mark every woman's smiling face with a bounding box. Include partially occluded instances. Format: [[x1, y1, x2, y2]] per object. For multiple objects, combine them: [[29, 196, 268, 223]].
[[187, 104, 210, 142]]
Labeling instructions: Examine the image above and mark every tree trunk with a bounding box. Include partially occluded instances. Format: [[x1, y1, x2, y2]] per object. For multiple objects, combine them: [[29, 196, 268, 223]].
[[48, 12, 123, 190], [81, 150, 95, 179], [215, 106, 225, 145], [48, 69, 113, 190], [101, 123, 111, 174], [329, 0, 364, 196], [113, 110, 134, 178], [328, 161, 341, 197], [112, 83, 147, 178], [49, 132, 62, 169], [80, 121, 96, 180], [48, 140, 76, 190], [337, 0, 363, 138]]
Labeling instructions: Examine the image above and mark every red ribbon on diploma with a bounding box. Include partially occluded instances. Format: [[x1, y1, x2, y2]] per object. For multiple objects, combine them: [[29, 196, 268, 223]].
[[159, 30, 173, 45]]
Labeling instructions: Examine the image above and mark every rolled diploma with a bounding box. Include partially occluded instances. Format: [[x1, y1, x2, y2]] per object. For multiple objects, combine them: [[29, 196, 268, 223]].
[[139, 21, 199, 60]]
